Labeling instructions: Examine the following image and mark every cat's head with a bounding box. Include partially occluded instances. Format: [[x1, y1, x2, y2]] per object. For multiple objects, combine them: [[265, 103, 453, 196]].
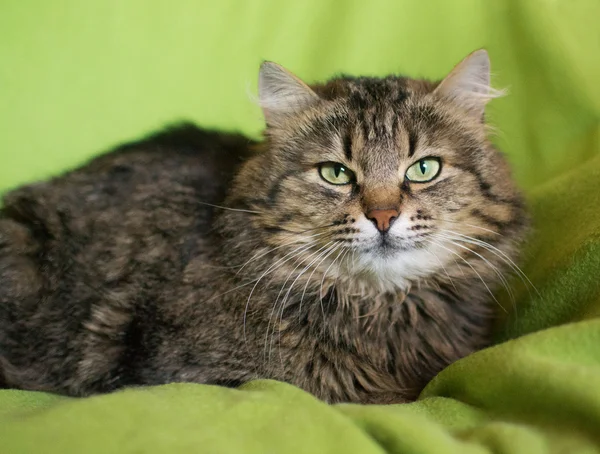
[[225, 50, 526, 292]]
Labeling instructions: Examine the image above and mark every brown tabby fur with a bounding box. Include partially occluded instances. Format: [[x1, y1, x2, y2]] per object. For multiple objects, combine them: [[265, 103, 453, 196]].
[[0, 51, 527, 403]]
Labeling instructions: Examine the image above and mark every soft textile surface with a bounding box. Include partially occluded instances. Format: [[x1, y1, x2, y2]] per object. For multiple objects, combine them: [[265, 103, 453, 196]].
[[1, 1, 599, 453]]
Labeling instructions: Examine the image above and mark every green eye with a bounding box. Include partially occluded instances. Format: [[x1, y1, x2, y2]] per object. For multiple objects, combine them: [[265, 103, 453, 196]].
[[405, 158, 441, 183], [318, 162, 355, 185]]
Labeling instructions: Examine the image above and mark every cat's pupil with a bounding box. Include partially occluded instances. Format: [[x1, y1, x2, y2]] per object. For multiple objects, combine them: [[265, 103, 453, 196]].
[[419, 160, 427, 174], [334, 164, 344, 178]]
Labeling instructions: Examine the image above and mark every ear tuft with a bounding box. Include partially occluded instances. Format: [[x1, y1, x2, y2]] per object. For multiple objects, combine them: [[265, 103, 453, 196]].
[[258, 62, 319, 125], [434, 49, 505, 117]]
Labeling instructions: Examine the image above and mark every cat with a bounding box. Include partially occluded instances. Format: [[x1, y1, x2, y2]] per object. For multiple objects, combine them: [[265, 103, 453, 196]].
[[0, 49, 527, 404]]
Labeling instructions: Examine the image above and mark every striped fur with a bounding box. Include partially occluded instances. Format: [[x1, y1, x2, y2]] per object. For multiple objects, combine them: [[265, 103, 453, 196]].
[[0, 50, 527, 403]]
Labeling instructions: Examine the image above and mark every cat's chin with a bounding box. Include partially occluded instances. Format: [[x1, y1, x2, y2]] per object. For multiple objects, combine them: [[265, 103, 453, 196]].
[[373, 236, 415, 255], [350, 245, 444, 293]]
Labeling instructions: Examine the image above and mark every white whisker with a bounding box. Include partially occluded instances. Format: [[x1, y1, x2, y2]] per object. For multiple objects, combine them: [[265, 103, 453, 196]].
[[437, 234, 515, 304], [271, 242, 340, 364], [318, 246, 346, 317], [298, 243, 343, 315], [424, 247, 458, 292], [243, 241, 318, 344], [426, 237, 507, 313], [196, 201, 262, 214], [432, 217, 502, 236], [264, 241, 334, 364], [439, 229, 540, 298], [236, 231, 330, 276]]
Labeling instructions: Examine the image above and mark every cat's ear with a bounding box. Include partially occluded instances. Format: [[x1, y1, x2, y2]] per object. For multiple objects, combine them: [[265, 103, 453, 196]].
[[434, 49, 504, 118], [258, 62, 320, 125]]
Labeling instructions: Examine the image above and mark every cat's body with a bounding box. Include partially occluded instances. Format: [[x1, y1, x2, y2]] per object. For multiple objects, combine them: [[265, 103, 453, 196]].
[[0, 51, 527, 403]]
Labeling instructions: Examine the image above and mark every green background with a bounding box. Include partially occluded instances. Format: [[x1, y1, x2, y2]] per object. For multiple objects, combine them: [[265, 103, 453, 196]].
[[1, 0, 598, 192], [2, 1, 600, 453]]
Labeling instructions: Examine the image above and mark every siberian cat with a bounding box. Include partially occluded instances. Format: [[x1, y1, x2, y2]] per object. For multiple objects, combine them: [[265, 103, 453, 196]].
[[0, 50, 527, 404]]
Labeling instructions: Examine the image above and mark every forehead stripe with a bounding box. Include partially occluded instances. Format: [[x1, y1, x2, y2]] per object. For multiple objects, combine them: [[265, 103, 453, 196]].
[[343, 130, 353, 161], [407, 128, 418, 157]]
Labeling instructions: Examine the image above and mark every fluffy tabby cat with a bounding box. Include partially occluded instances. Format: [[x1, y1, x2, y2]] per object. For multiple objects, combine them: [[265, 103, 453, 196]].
[[0, 50, 527, 404]]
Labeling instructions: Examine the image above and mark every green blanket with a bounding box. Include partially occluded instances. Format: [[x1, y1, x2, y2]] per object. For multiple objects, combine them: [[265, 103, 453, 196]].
[[1, 1, 599, 453]]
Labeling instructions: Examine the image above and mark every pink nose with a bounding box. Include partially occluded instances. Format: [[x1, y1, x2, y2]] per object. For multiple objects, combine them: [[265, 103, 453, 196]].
[[366, 209, 399, 232]]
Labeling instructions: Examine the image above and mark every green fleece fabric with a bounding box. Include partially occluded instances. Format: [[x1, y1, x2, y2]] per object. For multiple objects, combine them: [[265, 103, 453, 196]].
[[1, 1, 599, 453]]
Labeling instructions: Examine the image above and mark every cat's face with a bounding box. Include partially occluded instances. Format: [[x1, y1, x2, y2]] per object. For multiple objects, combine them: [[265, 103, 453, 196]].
[[230, 50, 524, 291]]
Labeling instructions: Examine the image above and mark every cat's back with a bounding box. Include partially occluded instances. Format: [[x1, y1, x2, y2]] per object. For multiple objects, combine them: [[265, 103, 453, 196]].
[[0, 124, 254, 393], [3, 123, 254, 225], [2, 124, 255, 267]]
